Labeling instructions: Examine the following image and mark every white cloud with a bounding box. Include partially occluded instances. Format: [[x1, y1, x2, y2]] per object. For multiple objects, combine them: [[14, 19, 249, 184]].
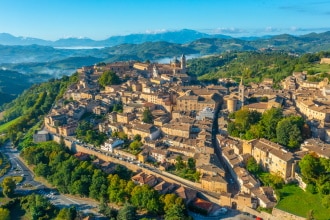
[[145, 29, 168, 34], [210, 27, 246, 34]]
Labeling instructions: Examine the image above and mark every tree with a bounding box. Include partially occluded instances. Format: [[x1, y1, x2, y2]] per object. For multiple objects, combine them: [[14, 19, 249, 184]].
[[1, 177, 16, 197], [117, 203, 136, 220], [276, 117, 302, 148], [0, 208, 10, 220], [76, 121, 107, 146], [21, 194, 56, 220], [175, 156, 185, 170], [113, 101, 123, 113], [114, 165, 132, 180], [227, 122, 239, 137], [89, 169, 108, 200], [234, 108, 251, 131], [98, 70, 121, 88], [299, 154, 323, 183], [228, 109, 261, 139], [246, 157, 260, 174], [260, 108, 283, 140], [133, 134, 141, 142], [34, 163, 50, 177], [231, 108, 260, 133], [164, 204, 186, 220], [142, 108, 153, 124], [55, 206, 77, 220], [99, 199, 116, 218], [187, 158, 196, 170], [245, 124, 262, 140], [260, 96, 268, 102], [116, 131, 128, 141], [129, 140, 142, 152], [260, 173, 284, 189], [161, 194, 185, 212], [130, 185, 161, 213]]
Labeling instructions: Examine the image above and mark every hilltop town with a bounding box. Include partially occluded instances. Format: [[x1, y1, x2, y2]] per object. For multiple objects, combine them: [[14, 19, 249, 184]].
[[37, 55, 330, 218]]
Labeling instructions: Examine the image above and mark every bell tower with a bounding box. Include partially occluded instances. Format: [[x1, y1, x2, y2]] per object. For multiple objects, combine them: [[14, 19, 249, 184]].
[[181, 54, 186, 73], [239, 77, 245, 106]]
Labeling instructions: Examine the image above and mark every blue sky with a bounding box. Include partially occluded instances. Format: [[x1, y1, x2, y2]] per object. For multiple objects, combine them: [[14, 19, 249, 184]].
[[1, 0, 330, 40]]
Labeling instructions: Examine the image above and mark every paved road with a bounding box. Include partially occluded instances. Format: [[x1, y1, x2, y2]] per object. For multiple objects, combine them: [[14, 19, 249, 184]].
[[0, 142, 101, 217], [211, 104, 239, 195]]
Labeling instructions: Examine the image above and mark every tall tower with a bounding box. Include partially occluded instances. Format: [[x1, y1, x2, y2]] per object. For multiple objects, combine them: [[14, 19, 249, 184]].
[[181, 54, 186, 73], [239, 76, 245, 107], [152, 64, 159, 78]]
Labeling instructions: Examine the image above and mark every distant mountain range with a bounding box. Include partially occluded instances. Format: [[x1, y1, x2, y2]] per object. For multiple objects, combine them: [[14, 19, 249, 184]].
[[1, 30, 330, 76], [1, 29, 330, 106], [0, 29, 275, 47]]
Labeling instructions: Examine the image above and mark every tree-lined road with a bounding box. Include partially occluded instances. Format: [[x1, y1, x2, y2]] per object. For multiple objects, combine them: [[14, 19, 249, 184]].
[[0, 141, 100, 216]]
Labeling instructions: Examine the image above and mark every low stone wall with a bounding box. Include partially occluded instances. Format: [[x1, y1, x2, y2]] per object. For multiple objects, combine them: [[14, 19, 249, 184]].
[[52, 134, 220, 203], [53, 135, 140, 171], [272, 207, 305, 220], [244, 206, 273, 220]]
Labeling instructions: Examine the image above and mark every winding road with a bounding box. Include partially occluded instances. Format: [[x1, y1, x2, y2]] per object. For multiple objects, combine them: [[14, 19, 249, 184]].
[[0, 141, 100, 216]]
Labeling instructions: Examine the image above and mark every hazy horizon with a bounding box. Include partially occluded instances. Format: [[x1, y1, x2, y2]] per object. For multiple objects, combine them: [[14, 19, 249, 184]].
[[2, 27, 330, 42], [1, 0, 330, 41]]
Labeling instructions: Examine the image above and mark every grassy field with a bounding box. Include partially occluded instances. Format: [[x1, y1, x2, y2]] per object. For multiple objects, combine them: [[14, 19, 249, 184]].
[[311, 63, 330, 73], [0, 116, 21, 133], [276, 184, 330, 220]]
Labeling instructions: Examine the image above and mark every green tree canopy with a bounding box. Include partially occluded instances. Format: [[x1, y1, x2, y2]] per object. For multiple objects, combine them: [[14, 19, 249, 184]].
[[98, 198, 116, 218], [76, 121, 107, 146], [246, 156, 260, 174], [234, 108, 261, 131], [113, 101, 123, 113], [89, 169, 108, 200], [228, 108, 262, 138], [175, 155, 185, 171], [55, 206, 77, 220], [276, 117, 303, 148], [299, 153, 330, 195], [130, 184, 161, 213], [260, 108, 283, 140], [129, 140, 143, 152], [0, 208, 10, 220], [161, 194, 185, 212], [21, 194, 56, 220], [164, 204, 186, 220], [133, 134, 142, 142], [117, 203, 137, 220], [1, 177, 16, 197], [98, 70, 121, 88], [187, 158, 196, 170], [142, 108, 153, 124]]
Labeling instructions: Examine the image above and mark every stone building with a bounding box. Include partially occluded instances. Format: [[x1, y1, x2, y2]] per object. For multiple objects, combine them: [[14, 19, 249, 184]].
[[245, 139, 295, 180]]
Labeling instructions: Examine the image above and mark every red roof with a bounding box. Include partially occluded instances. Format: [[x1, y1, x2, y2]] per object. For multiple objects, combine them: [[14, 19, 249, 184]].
[[191, 198, 213, 211]]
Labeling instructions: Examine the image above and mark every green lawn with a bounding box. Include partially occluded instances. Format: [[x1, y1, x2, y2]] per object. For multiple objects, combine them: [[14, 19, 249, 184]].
[[313, 63, 330, 73], [276, 184, 330, 220], [0, 117, 22, 133]]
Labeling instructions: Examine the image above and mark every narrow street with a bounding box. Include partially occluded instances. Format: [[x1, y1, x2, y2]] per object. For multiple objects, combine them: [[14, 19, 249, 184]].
[[211, 102, 239, 196]]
